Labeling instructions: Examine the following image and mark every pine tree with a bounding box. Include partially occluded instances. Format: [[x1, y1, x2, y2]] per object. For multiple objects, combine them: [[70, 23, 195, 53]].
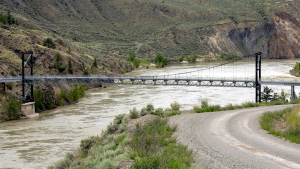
[[68, 59, 73, 74], [0, 14, 7, 25], [92, 58, 98, 68], [262, 86, 273, 102], [7, 10, 12, 25]]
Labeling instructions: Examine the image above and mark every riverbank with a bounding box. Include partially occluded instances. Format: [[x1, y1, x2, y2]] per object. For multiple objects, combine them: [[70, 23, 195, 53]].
[[50, 99, 300, 168], [49, 103, 193, 169]]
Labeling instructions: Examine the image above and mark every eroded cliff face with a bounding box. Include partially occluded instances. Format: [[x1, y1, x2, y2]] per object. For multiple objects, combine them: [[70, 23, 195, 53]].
[[225, 12, 300, 59], [150, 2, 300, 59]]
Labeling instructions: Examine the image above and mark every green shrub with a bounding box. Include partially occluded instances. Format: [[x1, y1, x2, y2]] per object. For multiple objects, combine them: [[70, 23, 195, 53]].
[[118, 124, 127, 133], [179, 55, 185, 62], [218, 52, 241, 60], [224, 103, 235, 110], [0, 10, 18, 25], [83, 68, 90, 75], [128, 51, 136, 62], [114, 114, 126, 125], [194, 105, 221, 113], [96, 159, 118, 169], [201, 100, 209, 108], [3, 98, 21, 120], [186, 52, 197, 63], [140, 108, 148, 116], [120, 69, 126, 74], [43, 38, 56, 49], [294, 62, 300, 74], [80, 137, 97, 153], [10, 70, 17, 76], [133, 58, 141, 68], [129, 107, 140, 119], [146, 104, 154, 113], [92, 58, 98, 68], [242, 102, 259, 108], [66, 91, 74, 103], [260, 107, 300, 144], [67, 59, 73, 74], [45, 98, 54, 109], [34, 89, 45, 111], [58, 98, 63, 106], [55, 52, 61, 61], [107, 123, 118, 134], [170, 101, 181, 111], [55, 53, 66, 73], [153, 108, 163, 116], [51, 158, 71, 169], [6, 83, 13, 90], [130, 118, 193, 168], [154, 54, 168, 68]]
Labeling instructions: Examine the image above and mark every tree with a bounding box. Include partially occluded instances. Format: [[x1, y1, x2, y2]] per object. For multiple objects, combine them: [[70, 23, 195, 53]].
[[3, 99, 21, 120], [7, 10, 12, 25], [294, 62, 300, 74], [179, 55, 185, 62], [128, 51, 136, 62], [280, 90, 287, 102], [68, 59, 73, 74], [83, 68, 90, 75], [43, 38, 56, 49], [133, 58, 141, 68], [154, 54, 168, 68], [272, 93, 279, 101], [55, 52, 61, 61], [262, 86, 273, 102], [92, 58, 98, 68], [186, 52, 198, 63], [34, 89, 45, 111], [0, 14, 7, 25]]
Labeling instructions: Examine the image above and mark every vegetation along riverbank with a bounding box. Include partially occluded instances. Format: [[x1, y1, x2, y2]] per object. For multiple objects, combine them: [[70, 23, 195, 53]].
[[193, 87, 299, 114], [260, 105, 300, 144], [49, 102, 194, 169]]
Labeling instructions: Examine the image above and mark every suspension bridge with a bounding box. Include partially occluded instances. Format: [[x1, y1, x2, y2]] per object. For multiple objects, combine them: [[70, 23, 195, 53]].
[[0, 52, 300, 104]]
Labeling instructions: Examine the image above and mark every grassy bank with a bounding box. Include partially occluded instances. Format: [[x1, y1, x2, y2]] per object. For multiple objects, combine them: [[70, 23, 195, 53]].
[[193, 100, 299, 113], [49, 103, 193, 169], [260, 106, 300, 144]]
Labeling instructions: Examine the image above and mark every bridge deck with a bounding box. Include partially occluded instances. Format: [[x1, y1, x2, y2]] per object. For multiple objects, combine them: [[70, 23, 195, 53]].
[[1, 75, 300, 87]]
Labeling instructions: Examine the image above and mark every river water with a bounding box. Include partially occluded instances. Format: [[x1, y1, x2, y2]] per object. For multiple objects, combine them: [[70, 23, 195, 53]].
[[0, 59, 299, 169]]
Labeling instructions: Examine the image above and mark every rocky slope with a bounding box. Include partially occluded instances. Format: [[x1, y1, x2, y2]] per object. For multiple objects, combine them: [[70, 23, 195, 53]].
[[0, 16, 132, 120], [1, 0, 300, 58]]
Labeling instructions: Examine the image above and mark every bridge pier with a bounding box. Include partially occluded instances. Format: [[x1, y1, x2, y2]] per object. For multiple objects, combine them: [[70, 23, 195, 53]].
[[21, 102, 38, 118], [255, 52, 262, 103], [291, 86, 295, 101]]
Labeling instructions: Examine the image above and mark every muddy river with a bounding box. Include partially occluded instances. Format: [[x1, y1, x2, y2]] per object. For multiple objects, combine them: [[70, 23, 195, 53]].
[[0, 59, 299, 168]]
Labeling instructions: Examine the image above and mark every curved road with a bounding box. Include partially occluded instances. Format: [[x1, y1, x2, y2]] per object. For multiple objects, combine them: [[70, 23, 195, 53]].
[[169, 105, 300, 169]]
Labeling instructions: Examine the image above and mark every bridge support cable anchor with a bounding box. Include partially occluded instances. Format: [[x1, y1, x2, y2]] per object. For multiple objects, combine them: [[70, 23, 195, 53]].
[[255, 52, 262, 103]]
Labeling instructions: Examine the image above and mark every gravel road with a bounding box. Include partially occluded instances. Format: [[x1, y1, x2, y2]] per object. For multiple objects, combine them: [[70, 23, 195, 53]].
[[169, 105, 300, 169]]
